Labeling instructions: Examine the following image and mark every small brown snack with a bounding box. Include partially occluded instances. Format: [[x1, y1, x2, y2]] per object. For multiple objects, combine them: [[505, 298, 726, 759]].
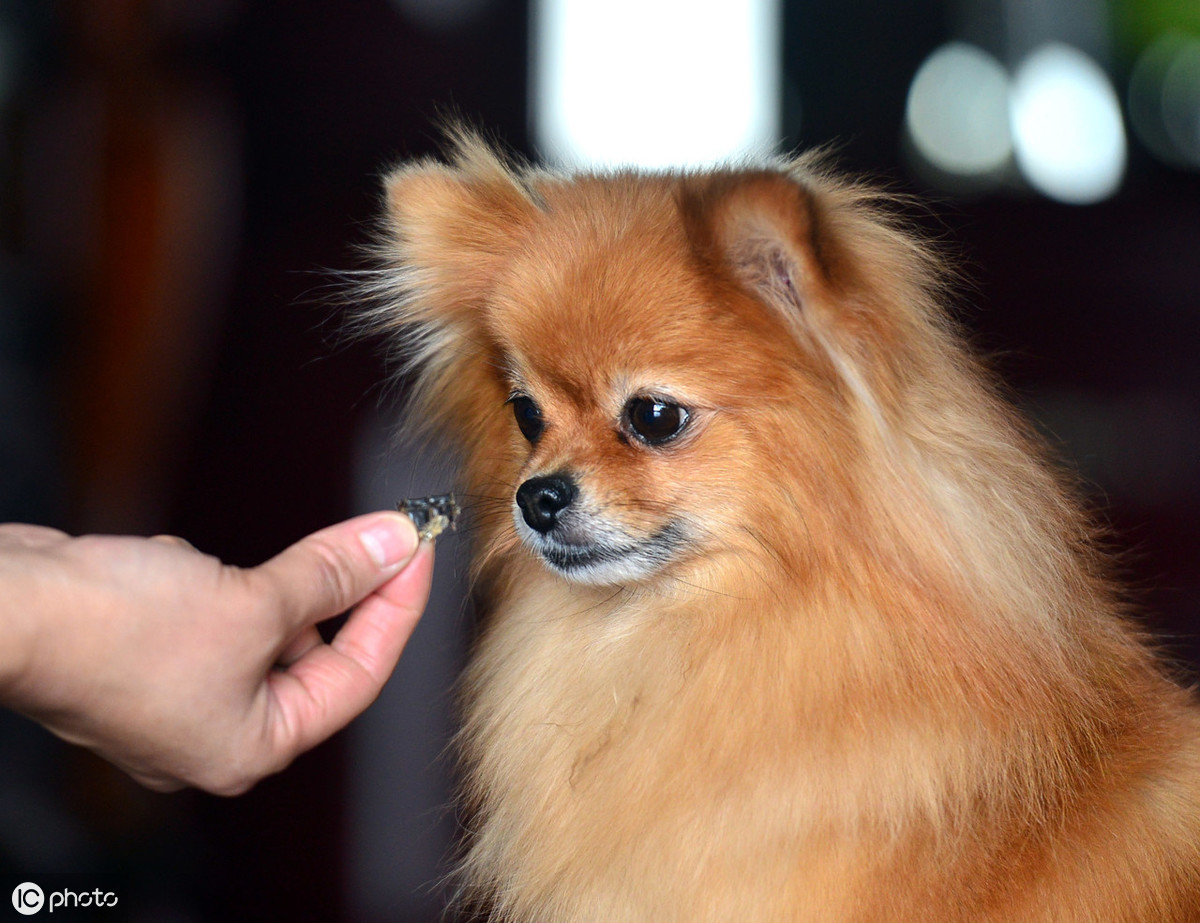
[[397, 493, 460, 542]]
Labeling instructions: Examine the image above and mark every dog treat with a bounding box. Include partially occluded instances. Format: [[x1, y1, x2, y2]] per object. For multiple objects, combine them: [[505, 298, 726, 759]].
[[397, 493, 460, 542]]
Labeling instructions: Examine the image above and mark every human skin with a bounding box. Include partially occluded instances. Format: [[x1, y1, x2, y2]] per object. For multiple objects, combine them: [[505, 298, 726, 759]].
[[0, 511, 433, 795]]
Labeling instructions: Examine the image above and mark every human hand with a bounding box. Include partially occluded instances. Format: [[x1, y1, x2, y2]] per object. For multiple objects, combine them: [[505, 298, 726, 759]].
[[0, 512, 433, 795]]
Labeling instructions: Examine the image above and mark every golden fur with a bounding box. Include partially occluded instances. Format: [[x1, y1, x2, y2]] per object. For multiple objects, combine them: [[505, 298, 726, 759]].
[[368, 131, 1200, 921]]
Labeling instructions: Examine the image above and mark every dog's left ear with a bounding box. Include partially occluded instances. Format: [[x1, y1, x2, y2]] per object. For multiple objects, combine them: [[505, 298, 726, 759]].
[[685, 167, 941, 417], [684, 170, 848, 351], [684, 168, 884, 416]]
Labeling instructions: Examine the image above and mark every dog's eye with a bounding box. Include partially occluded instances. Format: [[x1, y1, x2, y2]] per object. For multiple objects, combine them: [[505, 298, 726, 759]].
[[508, 395, 545, 443], [625, 398, 690, 446]]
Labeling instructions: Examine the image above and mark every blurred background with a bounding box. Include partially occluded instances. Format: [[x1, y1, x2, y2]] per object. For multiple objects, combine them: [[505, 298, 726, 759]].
[[0, 0, 1197, 919]]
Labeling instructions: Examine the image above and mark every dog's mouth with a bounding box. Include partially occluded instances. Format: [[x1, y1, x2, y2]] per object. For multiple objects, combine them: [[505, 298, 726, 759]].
[[518, 518, 687, 585]]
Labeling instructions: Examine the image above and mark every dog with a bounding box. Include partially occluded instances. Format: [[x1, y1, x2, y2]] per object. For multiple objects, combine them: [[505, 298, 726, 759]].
[[365, 130, 1200, 921]]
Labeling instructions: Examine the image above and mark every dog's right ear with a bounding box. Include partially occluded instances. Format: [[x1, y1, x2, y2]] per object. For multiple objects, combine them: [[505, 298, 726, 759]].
[[372, 133, 539, 362]]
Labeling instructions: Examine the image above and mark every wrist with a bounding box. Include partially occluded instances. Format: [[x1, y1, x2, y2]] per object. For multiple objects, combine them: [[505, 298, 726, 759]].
[[0, 526, 71, 708], [0, 572, 39, 707]]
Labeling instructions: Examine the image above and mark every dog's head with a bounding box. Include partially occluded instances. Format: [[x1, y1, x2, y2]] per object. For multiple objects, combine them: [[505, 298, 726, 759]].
[[370, 132, 949, 590]]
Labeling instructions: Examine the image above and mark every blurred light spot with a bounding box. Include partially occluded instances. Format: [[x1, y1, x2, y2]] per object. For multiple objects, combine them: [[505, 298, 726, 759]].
[[532, 0, 781, 169], [1129, 32, 1200, 168], [1009, 43, 1126, 204], [1129, 34, 1186, 165], [905, 42, 1012, 179], [1162, 36, 1200, 166]]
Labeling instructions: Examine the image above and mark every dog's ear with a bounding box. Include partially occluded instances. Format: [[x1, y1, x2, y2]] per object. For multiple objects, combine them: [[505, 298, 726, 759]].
[[684, 166, 945, 420], [379, 133, 538, 336], [684, 169, 854, 352], [372, 130, 542, 374], [366, 132, 540, 441]]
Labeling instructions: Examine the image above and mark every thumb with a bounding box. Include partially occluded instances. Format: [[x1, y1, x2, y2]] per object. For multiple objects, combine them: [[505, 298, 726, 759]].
[[254, 512, 421, 631]]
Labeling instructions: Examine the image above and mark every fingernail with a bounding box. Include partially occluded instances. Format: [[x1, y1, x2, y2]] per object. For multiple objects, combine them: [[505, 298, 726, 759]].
[[359, 515, 420, 569]]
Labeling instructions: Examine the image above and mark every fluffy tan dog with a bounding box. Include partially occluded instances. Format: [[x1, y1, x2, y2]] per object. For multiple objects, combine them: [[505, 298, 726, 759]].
[[368, 132, 1200, 922]]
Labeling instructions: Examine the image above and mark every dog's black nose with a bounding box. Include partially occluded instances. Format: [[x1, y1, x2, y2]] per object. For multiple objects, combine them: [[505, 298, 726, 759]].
[[516, 474, 577, 534]]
